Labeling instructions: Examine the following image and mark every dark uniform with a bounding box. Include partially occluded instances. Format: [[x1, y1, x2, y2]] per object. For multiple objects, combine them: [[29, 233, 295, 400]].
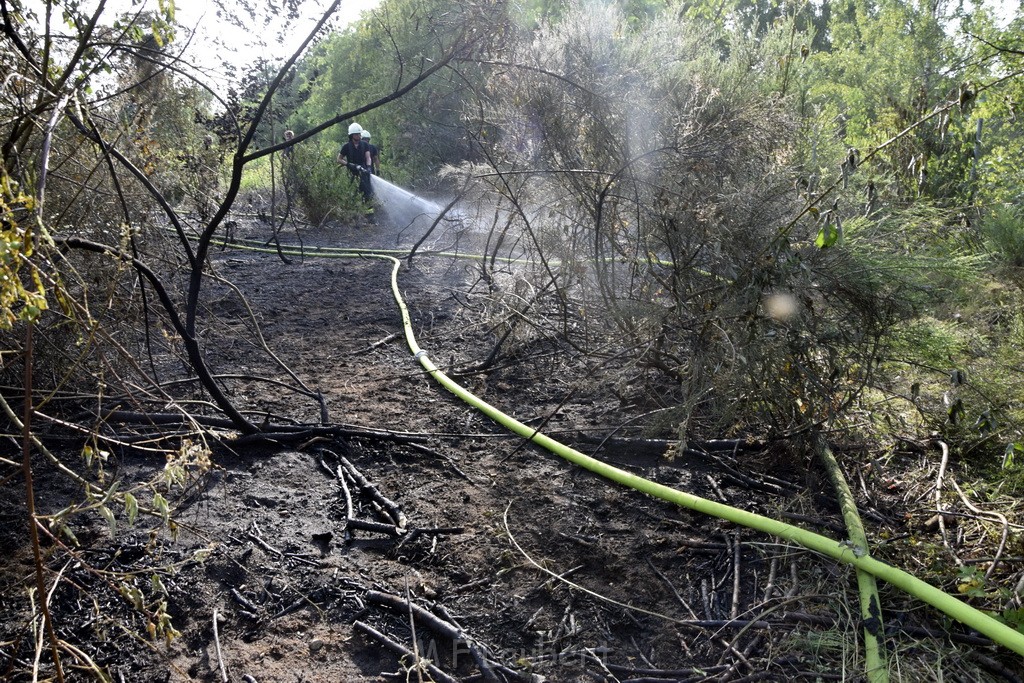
[[338, 138, 374, 202], [366, 142, 380, 175]]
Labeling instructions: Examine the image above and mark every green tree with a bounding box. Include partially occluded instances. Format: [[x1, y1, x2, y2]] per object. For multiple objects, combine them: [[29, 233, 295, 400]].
[[795, 0, 1024, 210], [969, 13, 1024, 206], [286, 0, 508, 185]]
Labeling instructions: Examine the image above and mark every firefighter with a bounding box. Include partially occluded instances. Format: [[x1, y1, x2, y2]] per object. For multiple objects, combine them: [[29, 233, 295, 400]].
[[362, 129, 380, 176], [337, 122, 374, 208]]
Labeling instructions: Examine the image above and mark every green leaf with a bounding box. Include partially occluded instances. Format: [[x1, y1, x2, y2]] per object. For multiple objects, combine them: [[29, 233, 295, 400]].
[[815, 222, 839, 248], [153, 492, 169, 524], [124, 492, 139, 526], [1003, 443, 1024, 469], [59, 523, 80, 546], [99, 505, 116, 537], [120, 585, 145, 610]]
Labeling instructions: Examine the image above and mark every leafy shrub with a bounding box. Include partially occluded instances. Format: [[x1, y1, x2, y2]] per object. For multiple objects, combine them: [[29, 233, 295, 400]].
[[982, 204, 1024, 269], [287, 138, 364, 225]]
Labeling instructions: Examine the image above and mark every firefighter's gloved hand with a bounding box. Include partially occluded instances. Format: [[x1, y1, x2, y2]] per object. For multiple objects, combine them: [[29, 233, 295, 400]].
[[358, 165, 369, 174]]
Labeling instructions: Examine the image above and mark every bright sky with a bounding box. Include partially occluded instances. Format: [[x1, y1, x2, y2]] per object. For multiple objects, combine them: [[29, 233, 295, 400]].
[[174, 0, 383, 75]]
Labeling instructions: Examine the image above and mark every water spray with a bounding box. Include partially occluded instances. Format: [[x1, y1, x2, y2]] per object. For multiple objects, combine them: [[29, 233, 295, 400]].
[[370, 175, 456, 236]]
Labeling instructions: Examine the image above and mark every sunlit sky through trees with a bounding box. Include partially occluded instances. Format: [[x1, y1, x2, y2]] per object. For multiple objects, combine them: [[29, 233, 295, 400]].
[[176, 0, 385, 68], [45, 0, 381, 88], [173, 0, 383, 80], [41, 0, 1022, 90], [22, 0, 384, 91], [171, 0, 1018, 78]]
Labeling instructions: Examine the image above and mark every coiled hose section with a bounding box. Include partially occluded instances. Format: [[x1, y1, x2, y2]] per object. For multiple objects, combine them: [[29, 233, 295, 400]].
[[225, 240, 1024, 663]]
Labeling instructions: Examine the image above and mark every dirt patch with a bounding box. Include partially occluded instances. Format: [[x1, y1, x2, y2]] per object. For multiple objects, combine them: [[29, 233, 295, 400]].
[[1, 212, 1014, 682]]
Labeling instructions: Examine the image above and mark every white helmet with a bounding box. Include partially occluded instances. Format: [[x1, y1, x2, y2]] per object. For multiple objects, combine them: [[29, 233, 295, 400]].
[[362, 130, 371, 140], [348, 122, 362, 136]]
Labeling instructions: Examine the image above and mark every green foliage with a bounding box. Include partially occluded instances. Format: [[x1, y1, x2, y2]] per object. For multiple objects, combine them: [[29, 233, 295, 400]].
[[784, 0, 1024, 214], [512, 0, 662, 29], [240, 156, 273, 192], [464, 2, 914, 435], [284, 0, 501, 185], [890, 317, 971, 368], [0, 170, 49, 327], [956, 566, 1024, 635], [981, 204, 1024, 269], [843, 208, 984, 288], [287, 137, 366, 225], [226, 61, 299, 152], [997, 446, 1024, 493]]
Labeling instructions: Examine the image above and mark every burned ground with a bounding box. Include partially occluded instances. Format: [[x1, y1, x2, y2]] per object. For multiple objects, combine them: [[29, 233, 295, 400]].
[[1, 212, 1019, 682]]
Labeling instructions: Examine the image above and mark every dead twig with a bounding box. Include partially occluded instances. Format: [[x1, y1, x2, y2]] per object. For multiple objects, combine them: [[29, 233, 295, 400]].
[[933, 440, 961, 564], [247, 522, 283, 557], [212, 609, 227, 682], [598, 660, 730, 678], [949, 478, 1010, 582], [340, 456, 407, 529], [346, 518, 404, 537], [763, 547, 779, 601], [778, 512, 846, 535], [368, 590, 502, 681], [706, 474, 729, 502], [397, 527, 464, 549], [645, 557, 699, 619], [404, 578, 425, 683], [406, 442, 477, 483], [504, 502, 693, 626], [271, 598, 307, 620], [229, 588, 259, 613], [353, 621, 459, 683], [353, 332, 401, 355]]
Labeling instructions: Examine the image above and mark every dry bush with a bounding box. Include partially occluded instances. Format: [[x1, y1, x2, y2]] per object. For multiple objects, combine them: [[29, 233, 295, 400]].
[[459, 4, 913, 440], [0, 122, 197, 420]]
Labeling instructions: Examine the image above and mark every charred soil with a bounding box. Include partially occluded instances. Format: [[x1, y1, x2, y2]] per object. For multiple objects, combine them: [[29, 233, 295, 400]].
[[1, 213, 1017, 682]]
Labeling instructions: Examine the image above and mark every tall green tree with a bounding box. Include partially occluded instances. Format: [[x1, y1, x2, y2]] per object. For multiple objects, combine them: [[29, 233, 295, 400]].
[[968, 12, 1024, 206], [796, 0, 1024, 209], [287, 0, 508, 185]]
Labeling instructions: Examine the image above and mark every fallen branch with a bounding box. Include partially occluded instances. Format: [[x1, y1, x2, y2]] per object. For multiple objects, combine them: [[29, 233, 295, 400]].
[[340, 456, 407, 529], [353, 332, 401, 355], [731, 533, 742, 620], [404, 579, 425, 683], [229, 588, 259, 614], [645, 557, 699, 619], [949, 478, 1010, 582], [353, 620, 460, 683], [212, 609, 228, 682], [346, 518, 404, 537], [504, 502, 699, 627], [406, 442, 477, 483], [367, 590, 502, 682], [98, 410, 431, 446], [934, 440, 956, 559]]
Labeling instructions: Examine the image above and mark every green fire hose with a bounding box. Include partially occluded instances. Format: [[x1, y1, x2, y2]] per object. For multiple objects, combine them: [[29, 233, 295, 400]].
[[377, 253, 1024, 661], [221, 239, 1024, 662]]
